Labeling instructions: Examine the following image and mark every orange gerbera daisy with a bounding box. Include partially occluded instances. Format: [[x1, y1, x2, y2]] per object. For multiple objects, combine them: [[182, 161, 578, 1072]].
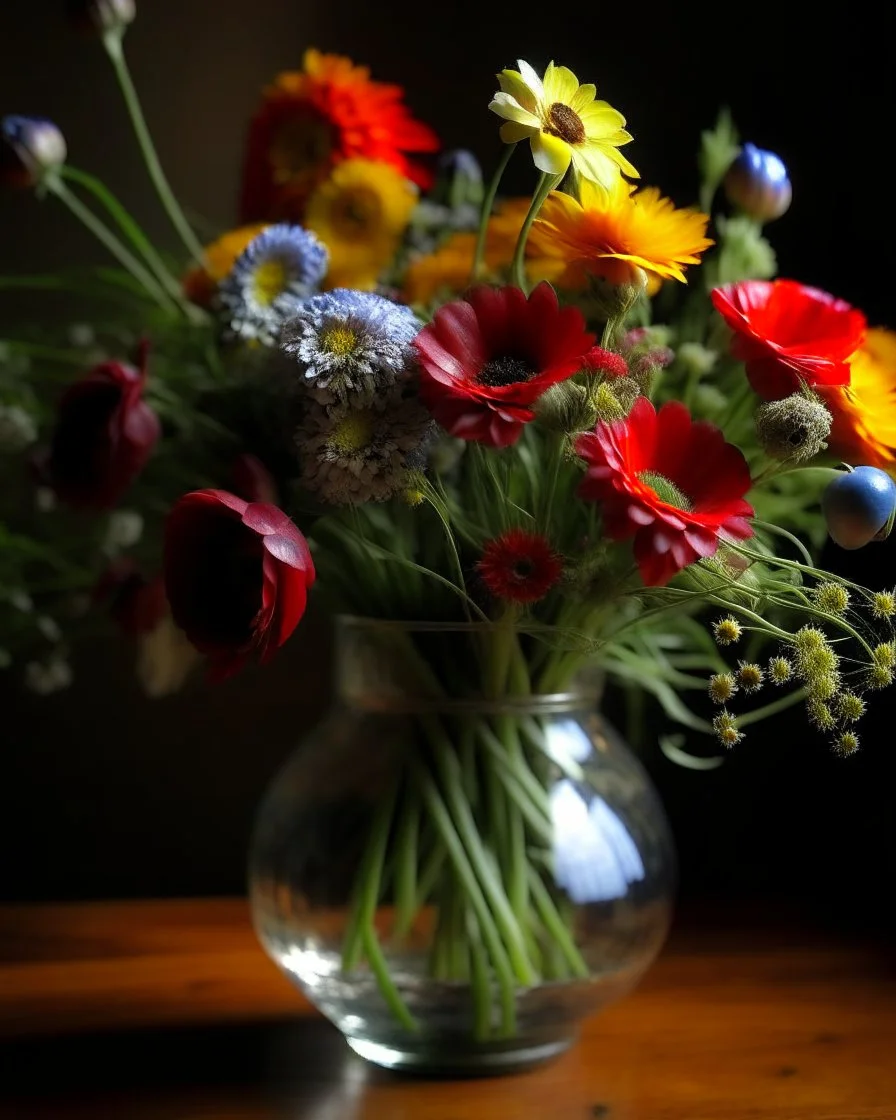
[[530, 175, 713, 289], [182, 223, 269, 307], [824, 328, 896, 471], [239, 50, 439, 224], [401, 198, 556, 306]]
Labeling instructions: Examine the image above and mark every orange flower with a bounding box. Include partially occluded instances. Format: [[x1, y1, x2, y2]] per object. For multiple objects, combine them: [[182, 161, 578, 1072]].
[[530, 176, 712, 289], [239, 50, 438, 224], [182, 223, 269, 307], [825, 328, 896, 471], [401, 198, 555, 305]]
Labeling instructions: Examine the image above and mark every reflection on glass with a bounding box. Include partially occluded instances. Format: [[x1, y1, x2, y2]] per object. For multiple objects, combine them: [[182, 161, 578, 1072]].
[[550, 779, 645, 903]]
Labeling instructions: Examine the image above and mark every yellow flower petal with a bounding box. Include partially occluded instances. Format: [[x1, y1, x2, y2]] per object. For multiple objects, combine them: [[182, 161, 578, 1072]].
[[497, 70, 540, 115], [578, 104, 627, 134], [531, 131, 572, 176], [516, 59, 544, 100], [488, 92, 541, 128], [570, 144, 622, 191], [499, 120, 538, 143], [542, 62, 580, 106], [569, 84, 597, 113]]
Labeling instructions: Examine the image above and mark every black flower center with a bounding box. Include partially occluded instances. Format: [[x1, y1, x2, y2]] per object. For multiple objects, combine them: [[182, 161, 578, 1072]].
[[512, 558, 536, 580], [546, 102, 586, 145], [476, 355, 536, 388]]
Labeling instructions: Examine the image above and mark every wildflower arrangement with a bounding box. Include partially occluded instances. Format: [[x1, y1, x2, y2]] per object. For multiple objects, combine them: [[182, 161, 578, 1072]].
[[3, 4, 896, 1038]]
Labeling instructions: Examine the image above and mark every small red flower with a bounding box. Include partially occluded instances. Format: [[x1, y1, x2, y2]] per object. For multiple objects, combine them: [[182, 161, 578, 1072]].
[[581, 346, 629, 379], [477, 529, 563, 604], [711, 279, 867, 400], [48, 341, 160, 510], [415, 282, 596, 447], [164, 490, 315, 680], [576, 397, 755, 586]]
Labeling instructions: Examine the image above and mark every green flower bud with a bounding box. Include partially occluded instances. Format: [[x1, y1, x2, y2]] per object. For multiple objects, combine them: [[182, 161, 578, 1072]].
[[535, 382, 598, 434], [66, 0, 136, 35], [755, 393, 831, 462]]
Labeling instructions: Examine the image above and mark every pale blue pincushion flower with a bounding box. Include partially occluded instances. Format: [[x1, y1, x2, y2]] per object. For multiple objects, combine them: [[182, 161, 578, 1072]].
[[218, 224, 328, 346], [280, 288, 422, 404]]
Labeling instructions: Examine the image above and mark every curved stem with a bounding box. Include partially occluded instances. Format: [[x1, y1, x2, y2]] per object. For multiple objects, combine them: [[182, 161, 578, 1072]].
[[103, 31, 205, 265], [47, 179, 178, 314], [470, 143, 516, 284], [510, 171, 563, 291]]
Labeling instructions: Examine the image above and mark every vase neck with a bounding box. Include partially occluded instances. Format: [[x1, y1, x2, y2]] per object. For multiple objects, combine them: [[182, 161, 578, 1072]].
[[334, 616, 603, 715]]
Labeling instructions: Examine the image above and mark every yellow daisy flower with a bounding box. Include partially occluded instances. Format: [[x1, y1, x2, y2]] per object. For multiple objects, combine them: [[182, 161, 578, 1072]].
[[489, 60, 638, 190], [826, 328, 896, 472], [305, 158, 417, 291], [529, 176, 713, 288], [182, 222, 270, 306]]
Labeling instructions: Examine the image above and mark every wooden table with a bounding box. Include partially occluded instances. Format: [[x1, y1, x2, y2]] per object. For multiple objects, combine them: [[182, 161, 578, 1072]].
[[0, 899, 894, 1119]]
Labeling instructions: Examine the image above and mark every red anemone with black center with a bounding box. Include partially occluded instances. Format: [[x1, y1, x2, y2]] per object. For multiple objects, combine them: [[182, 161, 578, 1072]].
[[414, 282, 596, 447]]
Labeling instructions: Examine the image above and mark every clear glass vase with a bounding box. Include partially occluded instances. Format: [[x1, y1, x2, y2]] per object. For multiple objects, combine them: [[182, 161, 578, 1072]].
[[248, 617, 676, 1076]]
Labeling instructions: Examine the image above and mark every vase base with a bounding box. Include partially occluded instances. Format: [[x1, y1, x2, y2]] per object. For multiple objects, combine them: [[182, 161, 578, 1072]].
[[344, 1032, 575, 1077]]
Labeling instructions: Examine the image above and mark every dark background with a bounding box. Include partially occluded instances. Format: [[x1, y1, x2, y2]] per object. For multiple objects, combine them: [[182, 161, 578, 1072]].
[[2, 1, 895, 927]]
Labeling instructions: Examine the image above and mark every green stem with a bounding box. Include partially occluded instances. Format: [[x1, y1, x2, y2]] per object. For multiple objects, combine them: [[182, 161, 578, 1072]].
[[510, 172, 563, 291], [103, 31, 205, 265], [59, 166, 207, 326], [470, 143, 516, 283], [466, 906, 494, 1041], [392, 788, 420, 941], [527, 869, 590, 979], [361, 923, 419, 1033], [340, 778, 398, 973], [47, 178, 178, 314]]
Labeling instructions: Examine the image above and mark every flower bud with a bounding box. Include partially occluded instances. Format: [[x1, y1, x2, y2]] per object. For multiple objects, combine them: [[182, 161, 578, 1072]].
[[1, 116, 67, 188], [535, 382, 597, 433], [755, 393, 831, 462], [432, 149, 484, 212], [65, 0, 136, 35], [724, 143, 792, 223]]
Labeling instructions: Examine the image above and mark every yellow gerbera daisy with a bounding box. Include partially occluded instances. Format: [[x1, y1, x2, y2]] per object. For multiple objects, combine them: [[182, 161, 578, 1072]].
[[826, 328, 896, 471], [305, 158, 417, 290], [489, 60, 638, 190], [529, 176, 713, 288], [182, 223, 270, 306], [401, 198, 555, 305]]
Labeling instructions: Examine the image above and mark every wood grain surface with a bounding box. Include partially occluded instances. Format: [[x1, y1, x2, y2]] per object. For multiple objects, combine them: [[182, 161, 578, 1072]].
[[1, 898, 894, 1119]]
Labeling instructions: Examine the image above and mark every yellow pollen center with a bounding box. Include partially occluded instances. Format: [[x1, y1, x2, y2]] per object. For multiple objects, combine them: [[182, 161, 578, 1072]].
[[637, 470, 693, 511], [545, 102, 586, 145], [321, 325, 359, 356], [252, 259, 289, 306], [330, 411, 374, 453]]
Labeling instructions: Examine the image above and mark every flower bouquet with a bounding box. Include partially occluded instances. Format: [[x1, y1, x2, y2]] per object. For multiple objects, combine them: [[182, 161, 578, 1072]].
[[3, 2, 896, 1073]]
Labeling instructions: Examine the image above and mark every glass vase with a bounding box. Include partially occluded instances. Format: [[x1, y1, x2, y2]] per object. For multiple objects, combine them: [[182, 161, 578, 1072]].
[[248, 617, 676, 1076]]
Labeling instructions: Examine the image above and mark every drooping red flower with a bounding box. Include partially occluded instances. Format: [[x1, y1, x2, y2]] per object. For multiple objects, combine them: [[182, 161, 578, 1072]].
[[580, 345, 629, 379], [239, 50, 439, 223], [414, 282, 596, 447], [164, 490, 315, 680], [576, 397, 754, 586], [477, 529, 563, 604], [48, 341, 160, 510], [231, 453, 279, 506], [711, 279, 867, 400]]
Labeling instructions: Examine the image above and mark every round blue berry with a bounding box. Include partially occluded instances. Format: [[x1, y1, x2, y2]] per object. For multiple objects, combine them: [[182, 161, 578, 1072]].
[[821, 466, 896, 550]]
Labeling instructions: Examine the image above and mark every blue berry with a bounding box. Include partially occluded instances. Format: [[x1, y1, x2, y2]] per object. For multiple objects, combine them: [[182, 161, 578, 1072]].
[[822, 466, 896, 550]]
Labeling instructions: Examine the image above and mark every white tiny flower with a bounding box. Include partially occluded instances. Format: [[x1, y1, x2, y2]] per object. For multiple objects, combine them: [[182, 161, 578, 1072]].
[[8, 590, 33, 613], [0, 403, 38, 453], [35, 487, 57, 512], [67, 323, 95, 348], [24, 655, 73, 695], [36, 615, 62, 642], [0, 648, 11, 670], [102, 510, 144, 555]]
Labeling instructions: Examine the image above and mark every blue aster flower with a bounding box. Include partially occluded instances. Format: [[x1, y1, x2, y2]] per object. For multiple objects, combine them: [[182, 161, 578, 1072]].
[[280, 288, 422, 404], [218, 224, 328, 346]]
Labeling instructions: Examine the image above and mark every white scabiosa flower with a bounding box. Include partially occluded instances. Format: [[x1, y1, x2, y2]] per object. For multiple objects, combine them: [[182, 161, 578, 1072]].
[[281, 288, 422, 405], [24, 654, 73, 695], [0, 402, 38, 453], [102, 509, 144, 555], [296, 386, 435, 506], [218, 224, 328, 346]]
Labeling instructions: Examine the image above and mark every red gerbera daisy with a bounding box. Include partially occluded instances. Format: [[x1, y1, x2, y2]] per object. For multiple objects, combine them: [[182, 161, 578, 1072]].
[[414, 282, 596, 447], [240, 50, 439, 223], [711, 279, 867, 401], [477, 529, 563, 604], [576, 397, 754, 586]]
